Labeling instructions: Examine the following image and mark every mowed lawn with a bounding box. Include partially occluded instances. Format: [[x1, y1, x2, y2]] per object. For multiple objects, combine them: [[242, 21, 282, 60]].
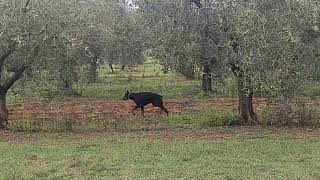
[[0, 128, 320, 180]]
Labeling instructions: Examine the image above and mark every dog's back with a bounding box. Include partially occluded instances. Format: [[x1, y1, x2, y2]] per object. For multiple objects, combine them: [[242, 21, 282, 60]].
[[129, 92, 163, 106]]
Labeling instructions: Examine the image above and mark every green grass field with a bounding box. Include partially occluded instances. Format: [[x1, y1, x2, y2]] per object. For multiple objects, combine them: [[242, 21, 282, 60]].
[[1, 128, 320, 179]]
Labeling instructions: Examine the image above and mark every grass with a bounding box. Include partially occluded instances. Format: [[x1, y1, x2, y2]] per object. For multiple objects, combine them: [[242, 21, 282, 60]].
[[302, 81, 320, 97], [74, 76, 202, 100], [162, 109, 237, 128], [0, 129, 320, 179], [7, 108, 237, 133]]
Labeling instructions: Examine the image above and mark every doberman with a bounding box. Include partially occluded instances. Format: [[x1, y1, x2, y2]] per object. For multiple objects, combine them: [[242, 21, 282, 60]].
[[123, 90, 169, 117]]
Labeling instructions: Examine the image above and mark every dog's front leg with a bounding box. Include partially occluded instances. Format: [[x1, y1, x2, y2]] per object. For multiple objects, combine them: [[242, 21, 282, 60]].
[[131, 105, 138, 115]]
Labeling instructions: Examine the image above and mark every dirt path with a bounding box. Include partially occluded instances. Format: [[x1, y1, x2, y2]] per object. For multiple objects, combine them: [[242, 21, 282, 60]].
[[7, 98, 268, 121]]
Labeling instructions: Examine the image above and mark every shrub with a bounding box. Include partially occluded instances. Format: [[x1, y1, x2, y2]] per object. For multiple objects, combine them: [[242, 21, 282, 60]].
[[260, 100, 320, 128], [163, 109, 237, 128]]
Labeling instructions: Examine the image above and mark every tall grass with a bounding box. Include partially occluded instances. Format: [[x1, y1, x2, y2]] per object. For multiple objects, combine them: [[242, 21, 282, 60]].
[[7, 108, 237, 133], [0, 130, 320, 179], [260, 100, 320, 128]]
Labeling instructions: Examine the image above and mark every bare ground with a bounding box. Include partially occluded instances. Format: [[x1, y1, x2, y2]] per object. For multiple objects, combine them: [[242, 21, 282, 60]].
[[2, 98, 319, 143], [7, 98, 267, 121]]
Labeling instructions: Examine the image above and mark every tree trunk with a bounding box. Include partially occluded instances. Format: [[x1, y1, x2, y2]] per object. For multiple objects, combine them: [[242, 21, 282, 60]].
[[121, 65, 125, 71], [109, 64, 115, 74], [88, 57, 98, 83], [60, 80, 80, 96], [0, 93, 8, 129], [202, 66, 212, 93], [162, 66, 169, 74], [0, 45, 39, 129], [58, 62, 80, 96], [237, 78, 258, 124], [231, 63, 258, 125]]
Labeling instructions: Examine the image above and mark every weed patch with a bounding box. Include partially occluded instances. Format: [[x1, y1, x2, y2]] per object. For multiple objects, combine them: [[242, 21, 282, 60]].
[[8, 108, 237, 132], [261, 101, 320, 128]]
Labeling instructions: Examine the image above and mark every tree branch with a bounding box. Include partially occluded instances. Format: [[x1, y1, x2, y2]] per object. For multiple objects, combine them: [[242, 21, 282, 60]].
[[21, 0, 32, 13], [0, 41, 17, 81], [3, 45, 40, 91], [3, 65, 27, 92], [230, 62, 242, 78], [24, 0, 31, 8], [191, 0, 202, 8], [0, 41, 17, 65]]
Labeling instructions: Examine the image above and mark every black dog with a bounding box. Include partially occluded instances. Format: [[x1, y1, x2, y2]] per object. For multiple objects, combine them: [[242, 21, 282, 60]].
[[123, 90, 169, 117]]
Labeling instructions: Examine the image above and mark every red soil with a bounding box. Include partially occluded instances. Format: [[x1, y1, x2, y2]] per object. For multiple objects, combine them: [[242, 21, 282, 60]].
[[7, 98, 268, 121]]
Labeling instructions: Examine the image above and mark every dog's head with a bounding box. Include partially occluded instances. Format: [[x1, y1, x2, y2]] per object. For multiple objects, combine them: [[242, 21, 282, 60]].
[[122, 90, 132, 100]]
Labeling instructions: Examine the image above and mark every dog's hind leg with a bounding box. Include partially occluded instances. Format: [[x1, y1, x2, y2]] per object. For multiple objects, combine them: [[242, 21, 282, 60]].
[[153, 99, 169, 116], [141, 106, 145, 117], [161, 106, 169, 115]]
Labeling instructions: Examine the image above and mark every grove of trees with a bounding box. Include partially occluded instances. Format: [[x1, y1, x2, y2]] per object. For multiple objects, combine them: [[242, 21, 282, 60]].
[[0, 0, 319, 128], [135, 0, 320, 124]]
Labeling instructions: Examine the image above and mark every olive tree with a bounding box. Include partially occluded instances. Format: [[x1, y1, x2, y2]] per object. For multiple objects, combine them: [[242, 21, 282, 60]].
[[135, 0, 224, 91], [217, 0, 320, 124], [104, 0, 145, 72], [70, 0, 145, 83], [0, 0, 55, 128], [136, 0, 320, 125], [22, 0, 86, 96]]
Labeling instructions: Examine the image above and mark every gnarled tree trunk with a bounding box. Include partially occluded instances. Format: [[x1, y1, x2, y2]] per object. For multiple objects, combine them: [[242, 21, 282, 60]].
[[0, 45, 39, 129], [0, 91, 8, 129], [237, 77, 257, 124], [120, 64, 125, 71], [88, 57, 98, 83], [109, 64, 115, 74], [58, 57, 80, 96], [231, 63, 258, 125], [202, 65, 212, 93]]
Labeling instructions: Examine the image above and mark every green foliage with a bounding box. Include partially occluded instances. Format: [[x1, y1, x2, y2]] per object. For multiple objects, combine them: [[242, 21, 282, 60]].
[[8, 60, 240, 102], [162, 109, 236, 128], [9, 114, 74, 133], [8, 70, 62, 103], [261, 101, 320, 128], [302, 81, 320, 97], [137, 0, 224, 80]]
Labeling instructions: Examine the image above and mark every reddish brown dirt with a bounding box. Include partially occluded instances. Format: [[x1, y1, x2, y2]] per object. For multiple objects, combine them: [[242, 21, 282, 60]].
[[2, 98, 320, 143], [7, 98, 268, 121]]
